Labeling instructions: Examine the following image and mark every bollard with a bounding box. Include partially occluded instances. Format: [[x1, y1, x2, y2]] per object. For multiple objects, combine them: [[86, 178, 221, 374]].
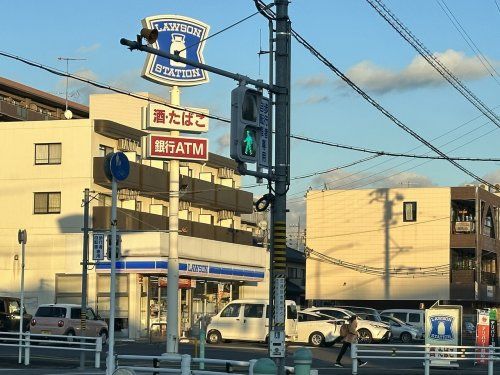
[[24, 333, 30, 366], [487, 345, 493, 375], [351, 344, 358, 375], [424, 344, 430, 375], [181, 354, 191, 375], [294, 347, 312, 375], [253, 358, 277, 375], [96, 336, 103, 369]]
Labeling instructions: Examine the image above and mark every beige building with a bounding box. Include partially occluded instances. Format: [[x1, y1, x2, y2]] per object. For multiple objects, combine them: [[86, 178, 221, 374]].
[[0, 78, 268, 339], [306, 187, 500, 312]]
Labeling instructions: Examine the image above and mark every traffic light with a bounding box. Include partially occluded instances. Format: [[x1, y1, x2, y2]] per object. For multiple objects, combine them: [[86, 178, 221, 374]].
[[106, 234, 122, 260], [230, 86, 263, 164]]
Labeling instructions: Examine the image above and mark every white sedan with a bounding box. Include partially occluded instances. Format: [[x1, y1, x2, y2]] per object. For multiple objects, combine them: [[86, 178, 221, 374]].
[[296, 311, 342, 347]]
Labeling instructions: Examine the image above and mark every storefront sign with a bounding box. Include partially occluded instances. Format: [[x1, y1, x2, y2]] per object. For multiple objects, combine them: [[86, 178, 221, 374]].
[[146, 134, 209, 161], [144, 103, 209, 132], [186, 263, 209, 274], [425, 306, 461, 368], [490, 309, 498, 347], [476, 309, 490, 364], [141, 15, 210, 87], [158, 277, 193, 289]]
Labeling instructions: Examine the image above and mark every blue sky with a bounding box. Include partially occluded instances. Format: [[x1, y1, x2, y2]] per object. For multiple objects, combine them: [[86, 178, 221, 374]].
[[1, 0, 499, 224]]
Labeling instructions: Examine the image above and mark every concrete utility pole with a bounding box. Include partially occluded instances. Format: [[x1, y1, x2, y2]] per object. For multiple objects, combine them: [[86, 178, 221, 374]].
[[271, 1, 291, 374], [80, 188, 90, 369], [167, 86, 181, 354], [17, 229, 27, 364]]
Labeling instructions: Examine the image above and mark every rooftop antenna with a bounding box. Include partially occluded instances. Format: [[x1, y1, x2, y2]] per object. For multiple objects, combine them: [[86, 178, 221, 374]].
[[57, 57, 86, 119]]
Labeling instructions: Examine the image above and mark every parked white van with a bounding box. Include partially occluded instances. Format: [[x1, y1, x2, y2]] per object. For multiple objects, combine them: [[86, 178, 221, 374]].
[[380, 309, 425, 335], [206, 299, 298, 344]]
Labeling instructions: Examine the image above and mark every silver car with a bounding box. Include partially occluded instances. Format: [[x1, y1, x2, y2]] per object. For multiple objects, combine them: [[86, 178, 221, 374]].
[[380, 315, 421, 343]]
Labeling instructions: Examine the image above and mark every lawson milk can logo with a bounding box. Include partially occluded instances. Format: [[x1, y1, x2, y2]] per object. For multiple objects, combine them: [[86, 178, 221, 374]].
[[141, 15, 210, 87], [429, 315, 454, 341]]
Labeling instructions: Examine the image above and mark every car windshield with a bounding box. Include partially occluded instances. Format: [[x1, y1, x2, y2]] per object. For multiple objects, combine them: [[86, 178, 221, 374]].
[[338, 307, 382, 322], [382, 315, 406, 326]]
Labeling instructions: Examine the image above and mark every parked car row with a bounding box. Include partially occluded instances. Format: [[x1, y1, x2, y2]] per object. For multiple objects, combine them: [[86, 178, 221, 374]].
[[0, 296, 108, 343]]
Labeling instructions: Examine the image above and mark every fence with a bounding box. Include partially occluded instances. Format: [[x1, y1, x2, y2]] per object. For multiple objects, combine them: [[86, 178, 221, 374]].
[[0, 331, 103, 368], [352, 343, 500, 375]]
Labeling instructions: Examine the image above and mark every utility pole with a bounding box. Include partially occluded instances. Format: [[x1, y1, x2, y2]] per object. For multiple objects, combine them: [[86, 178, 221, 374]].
[[271, 1, 290, 374], [17, 229, 27, 364], [79, 188, 90, 369], [166, 86, 181, 354]]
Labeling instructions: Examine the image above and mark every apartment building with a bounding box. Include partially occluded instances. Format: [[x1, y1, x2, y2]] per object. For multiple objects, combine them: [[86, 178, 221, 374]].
[[306, 187, 500, 313], [0, 77, 267, 339]]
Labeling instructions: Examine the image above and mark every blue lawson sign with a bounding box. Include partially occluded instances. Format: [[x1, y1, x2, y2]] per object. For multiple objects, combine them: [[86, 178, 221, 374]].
[[141, 15, 210, 87], [429, 315, 454, 341]]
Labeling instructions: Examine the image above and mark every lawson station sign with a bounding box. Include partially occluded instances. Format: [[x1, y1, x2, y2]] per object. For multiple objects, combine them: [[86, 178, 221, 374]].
[[141, 15, 210, 86]]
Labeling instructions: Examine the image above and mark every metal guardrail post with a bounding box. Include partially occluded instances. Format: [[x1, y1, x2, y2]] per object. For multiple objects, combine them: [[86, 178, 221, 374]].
[[487, 345, 494, 375], [95, 336, 103, 369], [249, 359, 258, 375], [24, 333, 30, 366], [181, 354, 191, 375], [199, 328, 206, 370], [153, 358, 160, 375], [424, 344, 430, 375], [351, 344, 358, 375]]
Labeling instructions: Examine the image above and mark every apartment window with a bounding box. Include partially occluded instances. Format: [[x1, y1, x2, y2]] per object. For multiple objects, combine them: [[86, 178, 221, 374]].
[[34, 192, 61, 214], [180, 166, 193, 177], [403, 202, 417, 222], [99, 144, 114, 157], [35, 143, 61, 164]]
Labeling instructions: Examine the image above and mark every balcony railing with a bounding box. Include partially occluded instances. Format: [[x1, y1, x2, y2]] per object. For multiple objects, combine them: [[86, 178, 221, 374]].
[[93, 157, 253, 214], [92, 206, 253, 246]]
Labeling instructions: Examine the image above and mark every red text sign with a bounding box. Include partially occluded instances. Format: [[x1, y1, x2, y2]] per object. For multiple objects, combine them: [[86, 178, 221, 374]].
[[147, 135, 208, 161], [145, 103, 209, 133]]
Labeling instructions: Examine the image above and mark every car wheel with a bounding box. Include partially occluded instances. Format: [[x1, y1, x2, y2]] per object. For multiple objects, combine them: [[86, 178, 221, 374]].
[[66, 330, 76, 343], [400, 332, 412, 344], [357, 329, 372, 344], [99, 329, 108, 344], [309, 332, 325, 347], [207, 330, 222, 344]]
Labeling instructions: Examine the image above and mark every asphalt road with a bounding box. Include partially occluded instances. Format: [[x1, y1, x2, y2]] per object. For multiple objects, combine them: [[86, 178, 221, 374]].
[[0, 339, 493, 375]]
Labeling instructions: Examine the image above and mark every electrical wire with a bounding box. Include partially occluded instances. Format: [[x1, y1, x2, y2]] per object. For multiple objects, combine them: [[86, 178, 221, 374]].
[[366, 0, 500, 128], [435, 0, 500, 85]]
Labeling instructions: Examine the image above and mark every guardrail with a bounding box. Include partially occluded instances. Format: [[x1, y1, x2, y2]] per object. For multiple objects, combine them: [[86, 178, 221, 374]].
[[0, 331, 103, 368], [352, 343, 500, 375]]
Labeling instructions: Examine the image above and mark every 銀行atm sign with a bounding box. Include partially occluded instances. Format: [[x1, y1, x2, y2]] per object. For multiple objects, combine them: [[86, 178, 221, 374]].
[[147, 134, 208, 161]]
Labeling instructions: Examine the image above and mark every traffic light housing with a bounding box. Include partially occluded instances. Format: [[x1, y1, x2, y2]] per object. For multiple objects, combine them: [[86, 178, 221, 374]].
[[230, 86, 263, 164], [107, 234, 122, 260]]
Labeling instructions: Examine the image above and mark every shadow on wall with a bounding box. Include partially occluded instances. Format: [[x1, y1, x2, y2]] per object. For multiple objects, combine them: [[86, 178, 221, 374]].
[[57, 214, 85, 234]]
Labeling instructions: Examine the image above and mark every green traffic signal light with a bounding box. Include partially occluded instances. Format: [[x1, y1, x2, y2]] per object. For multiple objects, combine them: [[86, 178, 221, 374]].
[[242, 127, 257, 156]]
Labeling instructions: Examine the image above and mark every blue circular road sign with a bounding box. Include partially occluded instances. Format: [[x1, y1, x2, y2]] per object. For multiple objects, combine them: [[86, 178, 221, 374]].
[[109, 152, 130, 181]]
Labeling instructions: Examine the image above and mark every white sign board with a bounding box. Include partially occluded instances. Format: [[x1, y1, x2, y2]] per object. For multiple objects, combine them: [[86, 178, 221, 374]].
[[93, 233, 105, 261], [269, 330, 285, 358], [144, 103, 209, 133], [274, 277, 286, 324], [258, 96, 270, 169], [425, 306, 462, 368]]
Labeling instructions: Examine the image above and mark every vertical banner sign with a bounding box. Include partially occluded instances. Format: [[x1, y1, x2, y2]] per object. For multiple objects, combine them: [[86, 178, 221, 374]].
[[476, 309, 490, 364], [258, 96, 270, 169], [141, 15, 210, 87], [490, 308, 498, 347], [93, 233, 105, 261], [425, 307, 461, 368]]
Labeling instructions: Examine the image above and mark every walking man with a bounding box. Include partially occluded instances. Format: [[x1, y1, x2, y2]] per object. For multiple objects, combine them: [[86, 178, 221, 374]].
[[334, 315, 367, 368]]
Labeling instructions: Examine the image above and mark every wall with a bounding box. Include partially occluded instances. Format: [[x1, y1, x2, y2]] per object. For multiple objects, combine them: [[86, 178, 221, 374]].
[[306, 188, 451, 301]]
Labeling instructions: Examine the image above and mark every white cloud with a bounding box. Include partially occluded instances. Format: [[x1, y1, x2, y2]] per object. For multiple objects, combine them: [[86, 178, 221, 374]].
[[312, 169, 434, 190], [76, 43, 101, 54], [482, 169, 500, 185], [341, 49, 499, 94], [297, 95, 329, 105], [216, 133, 230, 153], [295, 73, 330, 88]]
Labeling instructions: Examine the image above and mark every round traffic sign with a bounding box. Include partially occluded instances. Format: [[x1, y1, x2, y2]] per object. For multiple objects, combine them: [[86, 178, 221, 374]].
[[109, 152, 130, 181]]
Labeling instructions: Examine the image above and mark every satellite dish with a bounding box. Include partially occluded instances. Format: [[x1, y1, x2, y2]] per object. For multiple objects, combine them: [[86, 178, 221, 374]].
[[64, 109, 73, 119], [258, 220, 268, 231]]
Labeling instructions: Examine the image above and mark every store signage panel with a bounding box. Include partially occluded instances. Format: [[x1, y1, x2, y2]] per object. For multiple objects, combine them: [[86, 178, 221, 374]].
[[141, 15, 210, 86], [144, 103, 209, 133], [425, 306, 461, 367], [147, 134, 208, 161]]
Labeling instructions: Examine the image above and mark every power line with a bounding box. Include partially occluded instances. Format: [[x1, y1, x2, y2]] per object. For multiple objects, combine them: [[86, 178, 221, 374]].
[[435, 0, 500, 85], [366, 0, 500, 128], [291, 29, 496, 190]]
